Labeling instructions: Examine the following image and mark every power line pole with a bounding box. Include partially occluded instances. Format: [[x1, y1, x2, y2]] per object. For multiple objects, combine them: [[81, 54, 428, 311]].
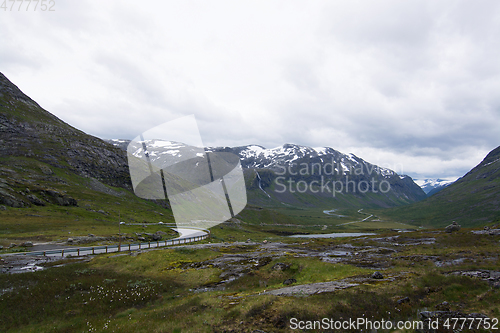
[[118, 212, 121, 252]]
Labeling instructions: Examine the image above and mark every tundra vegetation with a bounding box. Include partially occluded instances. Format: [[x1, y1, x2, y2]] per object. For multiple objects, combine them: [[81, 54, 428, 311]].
[[1, 216, 499, 332]]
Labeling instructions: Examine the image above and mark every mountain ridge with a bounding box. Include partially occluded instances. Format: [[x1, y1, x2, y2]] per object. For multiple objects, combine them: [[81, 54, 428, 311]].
[[108, 139, 427, 208]]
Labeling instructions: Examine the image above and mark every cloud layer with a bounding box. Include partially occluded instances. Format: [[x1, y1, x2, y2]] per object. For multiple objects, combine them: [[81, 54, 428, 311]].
[[1, 0, 499, 179]]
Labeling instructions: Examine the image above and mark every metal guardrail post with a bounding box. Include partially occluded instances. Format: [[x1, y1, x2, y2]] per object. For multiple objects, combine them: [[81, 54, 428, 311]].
[[43, 251, 46, 257], [92, 247, 95, 255], [129, 244, 131, 251], [77, 248, 80, 256], [105, 246, 108, 254], [148, 241, 151, 248], [61, 250, 64, 257]]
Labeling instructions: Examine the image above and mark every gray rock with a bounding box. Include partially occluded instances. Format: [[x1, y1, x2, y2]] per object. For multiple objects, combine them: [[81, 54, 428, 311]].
[[397, 296, 410, 304], [138, 237, 146, 241], [0, 188, 28, 208], [152, 234, 162, 241], [0, 245, 3, 250], [272, 262, 290, 271], [40, 190, 77, 206], [26, 194, 46, 206], [21, 241, 33, 247], [0, 205, 6, 210], [67, 238, 74, 243], [371, 271, 384, 279], [445, 221, 461, 233], [265, 280, 359, 296], [283, 278, 297, 285], [9, 243, 16, 248], [435, 301, 450, 311]]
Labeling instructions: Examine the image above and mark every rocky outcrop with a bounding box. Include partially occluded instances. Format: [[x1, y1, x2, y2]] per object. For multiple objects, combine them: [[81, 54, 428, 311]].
[[445, 221, 461, 233]]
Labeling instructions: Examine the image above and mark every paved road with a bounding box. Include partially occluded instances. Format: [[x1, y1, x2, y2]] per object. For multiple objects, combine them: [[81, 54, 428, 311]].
[[2, 227, 209, 258]]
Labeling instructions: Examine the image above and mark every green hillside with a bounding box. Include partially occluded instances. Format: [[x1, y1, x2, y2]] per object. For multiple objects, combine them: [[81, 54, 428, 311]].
[[378, 145, 500, 228]]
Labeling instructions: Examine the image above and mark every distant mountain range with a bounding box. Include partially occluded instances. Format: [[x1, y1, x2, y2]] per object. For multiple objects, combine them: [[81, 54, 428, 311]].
[[414, 178, 457, 196], [108, 139, 427, 208]]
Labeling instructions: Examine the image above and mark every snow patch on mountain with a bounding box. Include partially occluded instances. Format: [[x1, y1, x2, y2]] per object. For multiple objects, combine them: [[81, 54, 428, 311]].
[[414, 178, 457, 194]]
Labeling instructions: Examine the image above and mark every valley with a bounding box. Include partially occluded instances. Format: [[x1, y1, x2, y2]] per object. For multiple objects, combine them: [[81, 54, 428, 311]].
[[1, 72, 500, 332]]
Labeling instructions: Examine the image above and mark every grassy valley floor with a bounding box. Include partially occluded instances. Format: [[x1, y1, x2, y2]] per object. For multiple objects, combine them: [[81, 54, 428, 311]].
[[1, 225, 499, 332]]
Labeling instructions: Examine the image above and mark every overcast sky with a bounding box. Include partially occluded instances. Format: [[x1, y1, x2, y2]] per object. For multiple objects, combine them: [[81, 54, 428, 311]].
[[1, 0, 499, 180]]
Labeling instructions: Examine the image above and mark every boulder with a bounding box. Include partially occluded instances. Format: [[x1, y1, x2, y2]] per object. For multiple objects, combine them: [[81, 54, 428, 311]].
[[21, 241, 33, 247], [0, 245, 3, 250], [371, 271, 384, 279], [272, 262, 290, 271], [283, 278, 297, 285], [26, 194, 46, 206], [445, 221, 461, 233], [435, 301, 450, 311], [397, 297, 410, 304]]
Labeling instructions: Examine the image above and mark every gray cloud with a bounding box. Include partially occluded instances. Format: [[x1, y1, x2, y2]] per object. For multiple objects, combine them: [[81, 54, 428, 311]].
[[1, 0, 499, 180]]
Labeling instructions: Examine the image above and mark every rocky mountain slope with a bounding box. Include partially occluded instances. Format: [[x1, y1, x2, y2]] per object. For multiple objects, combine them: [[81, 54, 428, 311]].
[[0, 73, 130, 188], [382, 145, 500, 227], [0, 72, 132, 209]]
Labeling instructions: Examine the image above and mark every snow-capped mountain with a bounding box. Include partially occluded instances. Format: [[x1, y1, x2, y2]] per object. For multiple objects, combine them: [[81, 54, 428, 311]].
[[414, 178, 457, 196], [108, 139, 395, 177], [211, 143, 400, 178], [107, 140, 427, 207]]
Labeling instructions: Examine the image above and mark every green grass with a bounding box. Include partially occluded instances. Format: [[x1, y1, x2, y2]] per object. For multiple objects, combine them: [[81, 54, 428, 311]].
[[1, 229, 499, 332]]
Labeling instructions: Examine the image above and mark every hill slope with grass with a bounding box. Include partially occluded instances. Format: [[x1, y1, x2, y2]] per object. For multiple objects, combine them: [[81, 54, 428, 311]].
[[380, 145, 500, 227]]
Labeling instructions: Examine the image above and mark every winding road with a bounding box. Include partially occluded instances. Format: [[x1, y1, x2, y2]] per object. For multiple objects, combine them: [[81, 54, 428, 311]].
[[2, 227, 210, 258]]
